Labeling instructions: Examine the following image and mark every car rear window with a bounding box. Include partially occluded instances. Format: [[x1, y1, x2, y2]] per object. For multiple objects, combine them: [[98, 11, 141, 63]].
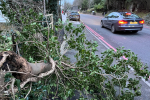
[[122, 13, 140, 19], [71, 12, 79, 15]]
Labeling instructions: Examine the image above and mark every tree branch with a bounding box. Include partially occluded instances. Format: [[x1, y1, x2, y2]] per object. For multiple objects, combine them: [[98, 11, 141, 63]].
[[38, 58, 56, 78], [0, 52, 9, 68]]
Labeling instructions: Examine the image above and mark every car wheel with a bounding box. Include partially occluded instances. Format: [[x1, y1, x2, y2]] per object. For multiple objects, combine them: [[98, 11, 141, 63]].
[[101, 21, 104, 28], [111, 25, 116, 33]]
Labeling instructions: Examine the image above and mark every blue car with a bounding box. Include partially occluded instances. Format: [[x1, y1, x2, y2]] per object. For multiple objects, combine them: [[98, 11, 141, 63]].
[[101, 12, 144, 33]]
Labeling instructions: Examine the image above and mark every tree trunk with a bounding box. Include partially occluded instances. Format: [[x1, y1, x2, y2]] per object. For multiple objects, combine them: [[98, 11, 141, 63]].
[[107, 0, 109, 11]]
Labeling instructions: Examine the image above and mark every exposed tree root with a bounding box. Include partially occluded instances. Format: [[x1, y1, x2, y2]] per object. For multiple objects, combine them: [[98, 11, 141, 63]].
[[0, 51, 32, 81], [0, 51, 56, 95]]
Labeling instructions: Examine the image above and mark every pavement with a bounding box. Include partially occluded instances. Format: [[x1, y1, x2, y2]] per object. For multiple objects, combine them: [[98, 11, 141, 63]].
[[62, 13, 150, 100], [0, 10, 10, 31], [0, 10, 7, 23]]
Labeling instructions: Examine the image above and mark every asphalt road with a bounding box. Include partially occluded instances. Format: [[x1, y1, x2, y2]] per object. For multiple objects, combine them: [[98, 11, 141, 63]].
[[80, 14, 150, 71]]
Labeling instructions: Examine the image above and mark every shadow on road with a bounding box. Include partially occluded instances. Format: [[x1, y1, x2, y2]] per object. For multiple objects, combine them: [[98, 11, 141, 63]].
[[115, 31, 142, 35]]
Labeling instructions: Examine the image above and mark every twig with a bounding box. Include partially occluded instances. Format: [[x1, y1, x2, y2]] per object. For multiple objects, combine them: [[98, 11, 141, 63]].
[[7, 64, 10, 71], [20, 77, 38, 89], [11, 78, 15, 100], [24, 82, 32, 99], [0, 80, 12, 93], [6, 71, 37, 77], [16, 42, 20, 56], [54, 71, 59, 98]]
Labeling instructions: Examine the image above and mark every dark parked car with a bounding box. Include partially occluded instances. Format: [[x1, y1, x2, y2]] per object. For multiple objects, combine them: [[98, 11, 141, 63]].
[[69, 12, 80, 21], [101, 12, 144, 33]]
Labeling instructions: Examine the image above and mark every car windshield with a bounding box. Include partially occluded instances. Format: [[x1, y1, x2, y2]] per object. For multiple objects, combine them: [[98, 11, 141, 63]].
[[122, 13, 140, 19]]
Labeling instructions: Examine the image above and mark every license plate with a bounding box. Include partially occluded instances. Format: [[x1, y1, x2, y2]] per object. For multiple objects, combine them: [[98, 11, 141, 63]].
[[130, 22, 138, 24]]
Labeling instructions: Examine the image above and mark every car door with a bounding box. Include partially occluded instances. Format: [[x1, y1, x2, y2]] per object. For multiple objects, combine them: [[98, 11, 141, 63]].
[[105, 13, 113, 28], [107, 13, 116, 29], [102, 17, 107, 27]]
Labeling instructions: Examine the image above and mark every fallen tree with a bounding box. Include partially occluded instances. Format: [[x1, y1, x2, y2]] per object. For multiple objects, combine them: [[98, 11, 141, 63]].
[[0, 0, 150, 100]]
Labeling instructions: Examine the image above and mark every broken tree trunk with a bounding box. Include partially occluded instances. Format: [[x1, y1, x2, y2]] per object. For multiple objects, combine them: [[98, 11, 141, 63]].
[[0, 51, 55, 95]]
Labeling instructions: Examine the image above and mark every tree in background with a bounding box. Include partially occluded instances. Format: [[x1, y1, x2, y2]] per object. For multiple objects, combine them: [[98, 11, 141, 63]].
[[64, 1, 72, 12], [81, 0, 89, 10], [88, 0, 94, 8], [73, 0, 82, 7], [94, 0, 106, 12], [73, 0, 94, 10], [94, 0, 101, 4]]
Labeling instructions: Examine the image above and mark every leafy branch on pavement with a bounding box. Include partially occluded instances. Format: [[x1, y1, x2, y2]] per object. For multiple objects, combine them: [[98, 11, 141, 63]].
[[0, 0, 150, 100]]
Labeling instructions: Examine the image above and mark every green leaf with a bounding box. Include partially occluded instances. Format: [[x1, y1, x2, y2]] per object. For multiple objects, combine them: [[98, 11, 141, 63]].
[[71, 69, 75, 71], [7, 37, 11, 41], [31, 22, 36, 25], [90, 71, 96, 76], [14, 79, 21, 91], [4, 73, 12, 82], [54, 57, 59, 61], [44, 60, 47, 63]]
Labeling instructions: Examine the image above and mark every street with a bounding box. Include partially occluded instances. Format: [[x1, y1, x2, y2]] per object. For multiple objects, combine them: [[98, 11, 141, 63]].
[[80, 14, 150, 72]]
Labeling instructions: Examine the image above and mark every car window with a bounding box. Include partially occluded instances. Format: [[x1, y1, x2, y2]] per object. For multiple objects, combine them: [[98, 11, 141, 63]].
[[107, 13, 113, 17], [108, 13, 118, 18], [110, 13, 116, 18], [71, 12, 79, 15], [122, 13, 140, 19], [113, 13, 119, 18]]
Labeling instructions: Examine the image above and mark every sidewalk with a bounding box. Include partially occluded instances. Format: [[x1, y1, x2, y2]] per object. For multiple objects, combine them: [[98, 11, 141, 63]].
[[0, 10, 10, 31], [61, 13, 150, 100]]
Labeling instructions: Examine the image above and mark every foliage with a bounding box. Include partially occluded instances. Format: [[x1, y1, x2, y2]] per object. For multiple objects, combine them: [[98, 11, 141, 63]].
[[0, 32, 13, 51], [94, 0, 101, 4], [0, 0, 150, 100], [94, 3, 104, 12], [144, 13, 150, 25], [87, 8, 95, 13], [64, 1, 72, 11], [81, 0, 89, 10]]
